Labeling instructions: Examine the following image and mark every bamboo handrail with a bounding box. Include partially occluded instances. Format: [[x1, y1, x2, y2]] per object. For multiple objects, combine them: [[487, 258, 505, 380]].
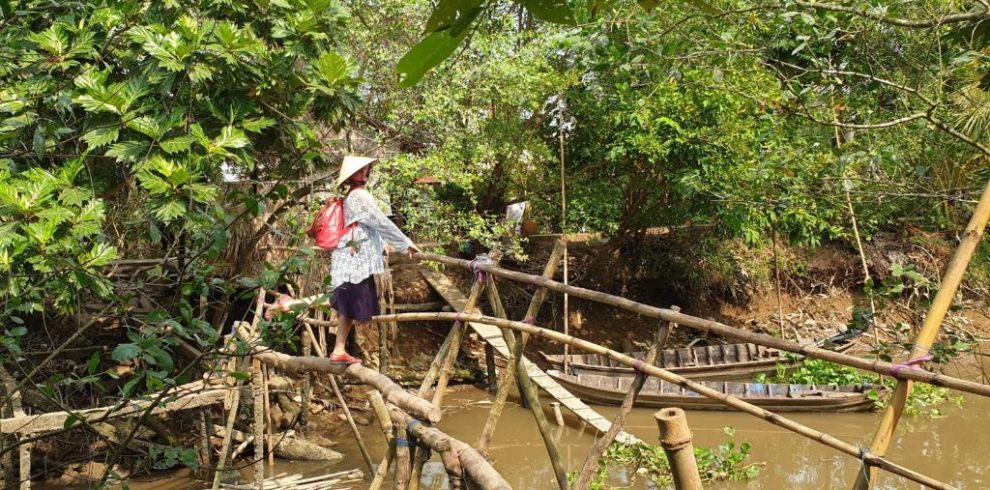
[[414, 252, 990, 399], [855, 174, 990, 488], [373, 312, 956, 490]]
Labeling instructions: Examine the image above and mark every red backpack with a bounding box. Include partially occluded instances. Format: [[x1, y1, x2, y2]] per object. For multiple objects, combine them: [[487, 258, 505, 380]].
[[307, 197, 357, 249]]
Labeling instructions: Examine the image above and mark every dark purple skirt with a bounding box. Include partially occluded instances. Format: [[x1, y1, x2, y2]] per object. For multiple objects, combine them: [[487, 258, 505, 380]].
[[331, 276, 380, 321]]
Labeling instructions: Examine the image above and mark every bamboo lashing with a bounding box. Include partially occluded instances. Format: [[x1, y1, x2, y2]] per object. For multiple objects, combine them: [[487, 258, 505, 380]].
[[414, 252, 990, 399], [854, 174, 990, 489], [373, 311, 956, 490]]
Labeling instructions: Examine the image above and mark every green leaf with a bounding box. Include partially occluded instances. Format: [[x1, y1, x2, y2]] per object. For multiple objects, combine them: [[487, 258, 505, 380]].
[[82, 127, 120, 149], [64, 414, 80, 430], [112, 343, 141, 362], [514, 0, 575, 25], [397, 30, 471, 88], [211, 126, 249, 151], [242, 117, 275, 133], [684, 0, 719, 15], [425, 0, 485, 36], [229, 370, 251, 381], [87, 352, 101, 375]]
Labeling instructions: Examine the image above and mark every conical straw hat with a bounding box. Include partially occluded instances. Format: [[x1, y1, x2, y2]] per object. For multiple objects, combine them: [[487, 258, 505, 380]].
[[336, 155, 378, 187]]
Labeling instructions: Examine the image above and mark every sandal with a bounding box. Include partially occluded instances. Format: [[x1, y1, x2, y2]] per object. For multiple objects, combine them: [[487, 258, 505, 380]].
[[329, 353, 362, 365]]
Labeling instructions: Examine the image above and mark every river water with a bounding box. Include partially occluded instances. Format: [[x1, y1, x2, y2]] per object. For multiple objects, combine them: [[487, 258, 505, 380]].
[[125, 385, 989, 489]]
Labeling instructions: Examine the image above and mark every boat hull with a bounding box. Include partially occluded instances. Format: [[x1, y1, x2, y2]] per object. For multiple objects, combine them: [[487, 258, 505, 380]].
[[547, 371, 880, 413]]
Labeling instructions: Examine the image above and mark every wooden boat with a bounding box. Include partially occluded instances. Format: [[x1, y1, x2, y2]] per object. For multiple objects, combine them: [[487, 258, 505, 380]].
[[539, 337, 855, 381], [538, 343, 790, 381], [547, 370, 881, 412]]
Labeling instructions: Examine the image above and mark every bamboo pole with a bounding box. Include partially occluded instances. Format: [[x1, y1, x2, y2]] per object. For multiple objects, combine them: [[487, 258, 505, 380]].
[[549, 402, 564, 426], [393, 416, 411, 490], [212, 371, 243, 490], [261, 364, 275, 467], [854, 176, 990, 489], [252, 358, 265, 489], [374, 311, 956, 490], [512, 314, 568, 487], [414, 252, 990, 399], [478, 241, 565, 456], [18, 438, 30, 490], [573, 311, 677, 490], [367, 390, 392, 443], [329, 375, 376, 476], [367, 389, 395, 490], [655, 408, 703, 490], [198, 409, 213, 481], [431, 263, 493, 407], [388, 407, 511, 490]]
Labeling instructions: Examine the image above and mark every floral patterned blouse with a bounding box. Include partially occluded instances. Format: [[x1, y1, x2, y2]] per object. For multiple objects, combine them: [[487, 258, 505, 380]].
[[330, 188, 413, 290]]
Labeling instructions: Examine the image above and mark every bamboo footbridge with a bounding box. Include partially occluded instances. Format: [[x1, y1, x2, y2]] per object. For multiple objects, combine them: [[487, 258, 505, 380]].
[[5, 244, 990, 490]]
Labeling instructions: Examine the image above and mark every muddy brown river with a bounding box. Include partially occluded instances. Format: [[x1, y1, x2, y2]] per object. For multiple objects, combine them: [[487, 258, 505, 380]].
[[122, 384, 989, 489]]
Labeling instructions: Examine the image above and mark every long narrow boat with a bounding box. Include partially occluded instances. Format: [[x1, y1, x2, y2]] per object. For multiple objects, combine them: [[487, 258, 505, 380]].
[[539, 343, 789, 381], [539, 337, 854, 381], [547, 370, 881, 412]]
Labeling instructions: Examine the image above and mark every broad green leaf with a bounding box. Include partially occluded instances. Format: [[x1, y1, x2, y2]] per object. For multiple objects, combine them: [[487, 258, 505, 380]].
[[127, 116, 164, 139], [211, 126, 249, 151], [160, 135, 196, 154], [425, 0, 485, 36], [64, 414, 79, 430], [514, 0, 575, 25], [242, 117, 275, 133], [397, 30, 470, 88], [112, 343, 141, 362], [82, 127, 120, 149]]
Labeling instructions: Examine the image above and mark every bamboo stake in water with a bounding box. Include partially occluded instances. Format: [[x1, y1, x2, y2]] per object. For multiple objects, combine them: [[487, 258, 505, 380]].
[[854, 175, 990, 489], [478, 242, 566, 455], [573, 311, 677, 490], [655, 408, 703, 490]]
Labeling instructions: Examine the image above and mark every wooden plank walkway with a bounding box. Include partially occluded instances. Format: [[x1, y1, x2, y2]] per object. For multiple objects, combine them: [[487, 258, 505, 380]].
[[419, 266, 640, 445]]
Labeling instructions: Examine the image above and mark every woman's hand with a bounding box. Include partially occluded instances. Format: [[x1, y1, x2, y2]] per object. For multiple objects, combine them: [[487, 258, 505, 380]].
[[406, 243, 421, 259]]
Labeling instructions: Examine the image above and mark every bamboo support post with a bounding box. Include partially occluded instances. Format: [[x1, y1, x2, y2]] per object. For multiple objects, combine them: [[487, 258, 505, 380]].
[[328, 374, 376, 476], [367, 389, 392, 443], [388, 406, 510, 490], [855, 175, 990, 489], [484, 343, 498, 393], [212, 375, 243, 490], [198, 409, 214, 481], [436, 439, 463, 490], [252, 358, 265, 489], [430, 256, 495, 407], [394, 416, 411, 490], [300, 319, 312, 428], [18, 438, 30, 490], [549, 402, 564, 426], [261, 364, 274, 467], [512, 313, 568, 490], [374, 311, 957, 490], [478, 242, 565, 455], [408, 447, 428, 490], [655, 408, 703, 490], [413, 252, 990, 399], [574, 308, 678, 490]]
